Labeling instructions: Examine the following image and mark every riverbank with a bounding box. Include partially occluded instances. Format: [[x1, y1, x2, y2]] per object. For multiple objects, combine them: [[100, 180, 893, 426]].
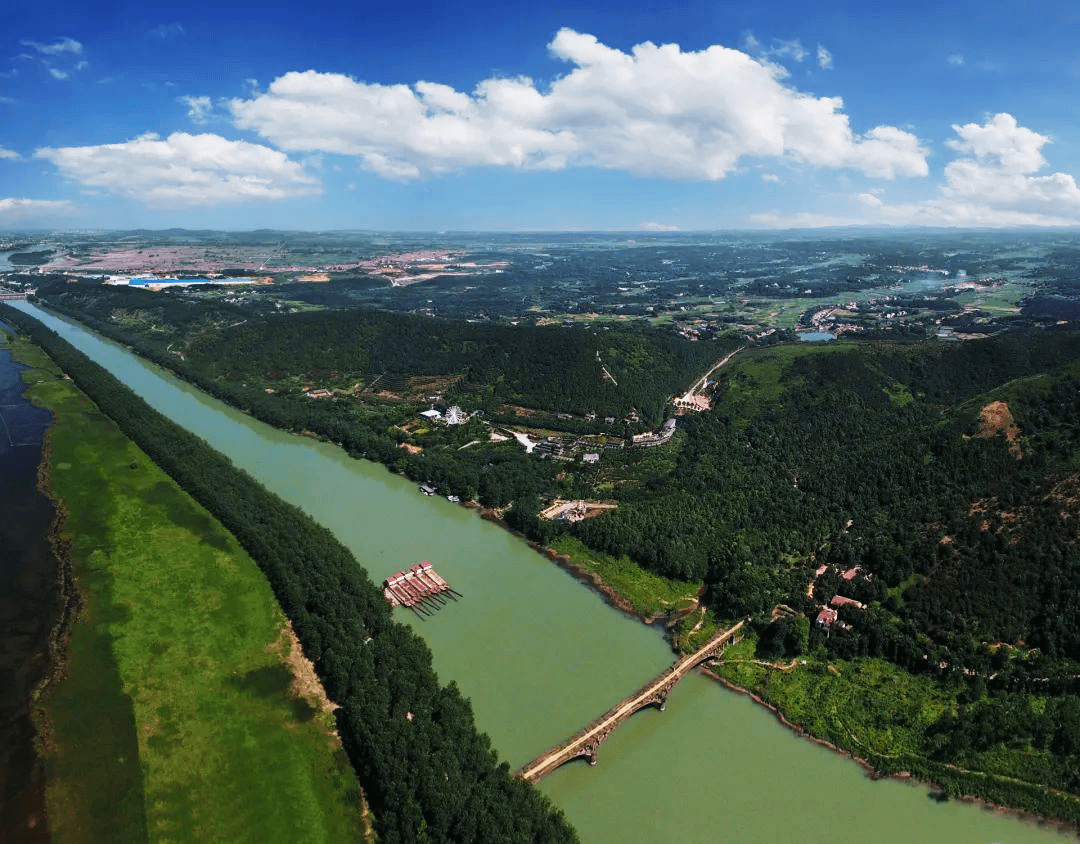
[[472, 503, 701, 627], [706, 662, 1080, 836], [483, 495, 1080, 835], [8, 333, 370, 843], [707, 639, 1080, 835]]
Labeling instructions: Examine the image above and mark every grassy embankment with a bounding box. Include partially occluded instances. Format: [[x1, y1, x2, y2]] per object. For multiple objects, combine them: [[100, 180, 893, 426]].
[[7, 334, 370, 844], [546, 535, 699, 621], [711, 636, 1080, 826]]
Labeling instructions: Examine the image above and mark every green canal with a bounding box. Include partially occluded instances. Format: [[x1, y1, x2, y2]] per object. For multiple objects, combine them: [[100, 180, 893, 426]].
[[13, 302, 1075, 844]]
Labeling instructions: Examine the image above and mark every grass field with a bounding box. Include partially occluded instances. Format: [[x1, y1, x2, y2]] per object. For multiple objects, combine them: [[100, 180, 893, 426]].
[[7, 335, 369, 844], [715, 643, 954, 760], [547, 535, 700, 620]]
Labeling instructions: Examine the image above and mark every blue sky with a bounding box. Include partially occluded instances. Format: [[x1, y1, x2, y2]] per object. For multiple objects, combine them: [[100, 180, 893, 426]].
[[4, 0, 1080, 230]]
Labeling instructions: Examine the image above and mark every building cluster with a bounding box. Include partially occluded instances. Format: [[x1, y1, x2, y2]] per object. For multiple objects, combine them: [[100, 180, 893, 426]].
[[812, 565, 870, 632]]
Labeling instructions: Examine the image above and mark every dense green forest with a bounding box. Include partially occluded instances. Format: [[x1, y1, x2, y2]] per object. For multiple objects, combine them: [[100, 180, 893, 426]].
[[36, 283, 721, 424], [21, 288, 1080, 819], [2, 305, 577, 844]]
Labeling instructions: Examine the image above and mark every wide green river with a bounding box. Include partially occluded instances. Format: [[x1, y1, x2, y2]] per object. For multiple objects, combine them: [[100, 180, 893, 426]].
[[15, 302, 1075, 843]]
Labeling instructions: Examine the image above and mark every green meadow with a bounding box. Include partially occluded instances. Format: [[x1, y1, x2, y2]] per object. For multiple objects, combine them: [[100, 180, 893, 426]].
[[8, 336, 369, 844], [547, 534, 700, 620]]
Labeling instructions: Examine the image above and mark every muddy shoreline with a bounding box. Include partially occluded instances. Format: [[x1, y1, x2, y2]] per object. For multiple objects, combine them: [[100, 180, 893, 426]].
[[31, 432, 81, 756]]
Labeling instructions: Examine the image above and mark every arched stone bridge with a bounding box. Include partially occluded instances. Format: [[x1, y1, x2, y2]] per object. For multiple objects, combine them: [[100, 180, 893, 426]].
[[517, 620, 745, 783]]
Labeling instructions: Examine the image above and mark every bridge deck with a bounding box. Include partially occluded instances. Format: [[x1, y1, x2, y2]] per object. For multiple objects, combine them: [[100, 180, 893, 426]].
[[517, 620, 744, 783]]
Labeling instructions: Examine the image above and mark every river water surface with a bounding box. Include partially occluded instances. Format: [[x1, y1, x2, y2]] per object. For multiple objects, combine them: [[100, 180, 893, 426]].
[[12, 302, 1075, 844], [0, 338, 58, 844]]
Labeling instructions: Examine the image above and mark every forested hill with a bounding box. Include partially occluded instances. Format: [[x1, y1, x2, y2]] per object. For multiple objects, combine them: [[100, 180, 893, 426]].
[[570, 330, 1080, 670], [187, 309, 722, 422], [36, 285, 722, 425]]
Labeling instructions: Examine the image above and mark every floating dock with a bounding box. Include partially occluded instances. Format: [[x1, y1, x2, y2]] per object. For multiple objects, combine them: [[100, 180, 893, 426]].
[[383, 561, 460, 616]]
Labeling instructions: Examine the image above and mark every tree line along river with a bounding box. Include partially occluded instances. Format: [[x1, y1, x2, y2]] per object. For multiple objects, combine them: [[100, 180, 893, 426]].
[[9, 301, 1076, 844]]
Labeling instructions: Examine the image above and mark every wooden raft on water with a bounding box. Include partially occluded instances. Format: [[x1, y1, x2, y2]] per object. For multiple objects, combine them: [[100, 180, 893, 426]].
[[382, 561, 460, 616]]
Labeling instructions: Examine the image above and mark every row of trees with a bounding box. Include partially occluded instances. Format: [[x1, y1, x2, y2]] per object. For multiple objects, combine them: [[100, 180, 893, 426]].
[[3, 305, 577, 844]]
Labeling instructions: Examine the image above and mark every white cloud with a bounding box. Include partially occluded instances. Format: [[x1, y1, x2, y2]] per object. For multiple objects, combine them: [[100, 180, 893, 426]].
[[35, 132, 320, 207], [913, 114, 1080, 223], [762, 172, 780, 183], [776, 39, 807, 62], [945, 112, 1048, 173], [230, 29, 927, 184], [816, 45, 833, 70], [749, 210, 864, 228], [947, 54, 965, 66], [0, 198, 75, 216], [0, 147, 20, 160], [20, 37, 87, 81], [151, 23, 185, 39], [179, 95, 213, 124], [21, 37, 82, 56], [768, 113, 1080, 228], [638, 221, 679, 231]]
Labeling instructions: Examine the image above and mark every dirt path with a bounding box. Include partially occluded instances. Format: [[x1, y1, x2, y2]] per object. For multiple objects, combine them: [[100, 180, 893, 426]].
[[689, 346, 745, 395]]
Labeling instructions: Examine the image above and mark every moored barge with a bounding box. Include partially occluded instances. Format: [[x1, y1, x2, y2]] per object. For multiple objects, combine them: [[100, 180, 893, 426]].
[[383, 561, 460, 615]]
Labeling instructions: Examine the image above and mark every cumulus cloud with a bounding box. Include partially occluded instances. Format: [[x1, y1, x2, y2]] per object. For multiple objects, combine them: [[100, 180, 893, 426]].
[[904, 114, 1080, 224], [35, 132, 320, 207], [179, 94, 213, 124], [0, 147, 20, 160], [230, 28, 928, 183], [816, 45, 833, 70], [49, 68, 68, 80], [764, 113, 1080, 228]]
